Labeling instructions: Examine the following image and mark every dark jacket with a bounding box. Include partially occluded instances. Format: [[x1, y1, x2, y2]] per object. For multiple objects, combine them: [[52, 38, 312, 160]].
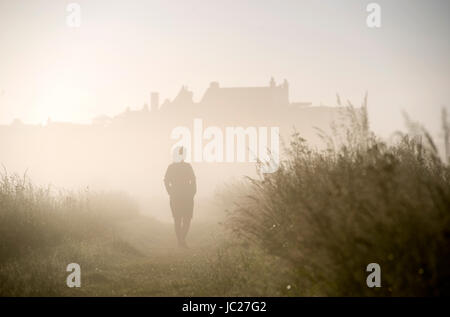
[[164, 161, 197, 199]]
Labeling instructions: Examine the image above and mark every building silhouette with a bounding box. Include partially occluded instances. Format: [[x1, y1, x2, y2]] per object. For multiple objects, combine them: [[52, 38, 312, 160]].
[[148, 77, 310, 115]]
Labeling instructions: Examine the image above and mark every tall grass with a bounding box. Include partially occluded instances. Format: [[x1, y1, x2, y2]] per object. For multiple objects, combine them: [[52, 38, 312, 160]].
[[226, 103, 450, 296], [0, 171, 138, 264]]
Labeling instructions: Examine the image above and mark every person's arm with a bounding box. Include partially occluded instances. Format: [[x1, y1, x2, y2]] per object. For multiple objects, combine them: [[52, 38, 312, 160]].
[[164, 165, 172, 196], [189, 164, 197, 196]]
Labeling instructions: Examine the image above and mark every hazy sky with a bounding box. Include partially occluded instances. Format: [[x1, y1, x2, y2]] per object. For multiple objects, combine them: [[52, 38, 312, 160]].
[[0, 0, 449, 137]]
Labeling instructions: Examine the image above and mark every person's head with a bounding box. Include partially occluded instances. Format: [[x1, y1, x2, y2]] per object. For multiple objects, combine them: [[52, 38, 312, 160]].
[[172, 146, 187, 163]]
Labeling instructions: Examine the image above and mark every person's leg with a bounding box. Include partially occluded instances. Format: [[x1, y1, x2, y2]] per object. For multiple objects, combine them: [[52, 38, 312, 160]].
[[173, 216, 183, 246], [181, 216, 192, 246], [181, 198, 194, 247], [171, 198, 184, 247]]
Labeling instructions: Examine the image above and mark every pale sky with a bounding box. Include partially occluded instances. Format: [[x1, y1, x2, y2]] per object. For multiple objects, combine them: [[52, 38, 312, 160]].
[[0, 0, 449, 137]]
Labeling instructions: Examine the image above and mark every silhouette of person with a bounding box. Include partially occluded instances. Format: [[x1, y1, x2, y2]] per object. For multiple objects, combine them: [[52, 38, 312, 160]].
[[164, 146, 196, 248]]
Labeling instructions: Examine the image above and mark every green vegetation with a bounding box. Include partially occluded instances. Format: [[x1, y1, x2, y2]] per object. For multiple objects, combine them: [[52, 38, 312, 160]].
[[0, 172, 288, 296], [226, 105, 450, 296], [1, 104, 449, 296]]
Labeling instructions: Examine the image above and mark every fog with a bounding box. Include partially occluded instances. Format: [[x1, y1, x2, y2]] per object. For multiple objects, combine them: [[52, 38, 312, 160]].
[[1, 1, 449, 298], [0, 79, 344, 222]]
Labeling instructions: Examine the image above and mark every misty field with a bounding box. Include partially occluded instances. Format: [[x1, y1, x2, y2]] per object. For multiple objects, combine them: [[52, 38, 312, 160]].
[[0, 171, 289, 297], [0, 106, 449, 296]]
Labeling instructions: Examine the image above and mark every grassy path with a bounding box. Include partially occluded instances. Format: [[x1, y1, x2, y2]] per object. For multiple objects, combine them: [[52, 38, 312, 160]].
[[68, 217, 229, 296], [1, 216, 289, 296]]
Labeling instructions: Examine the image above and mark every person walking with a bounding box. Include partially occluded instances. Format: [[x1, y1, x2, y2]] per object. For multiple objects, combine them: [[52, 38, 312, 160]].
[[164, 146, 196, 248]]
